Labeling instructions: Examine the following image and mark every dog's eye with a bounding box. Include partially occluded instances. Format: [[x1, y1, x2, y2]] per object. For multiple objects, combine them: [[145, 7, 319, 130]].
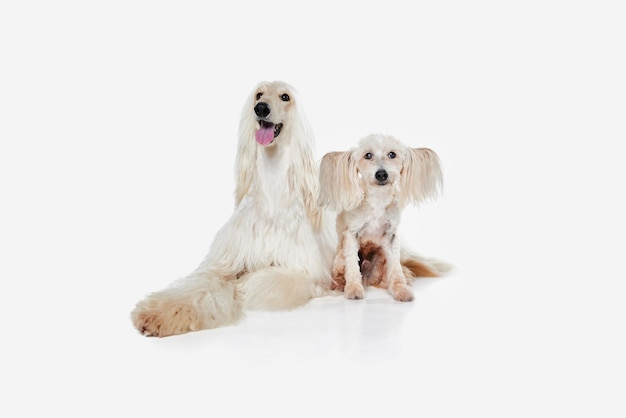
[[364, 152, 373, 160], [388, 151, 396, 159], [280, 93, 290, 102], [256, 92, 263, 100]]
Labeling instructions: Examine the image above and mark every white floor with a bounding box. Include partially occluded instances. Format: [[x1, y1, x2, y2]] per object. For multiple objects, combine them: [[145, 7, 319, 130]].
[[2, 1, 625, 417], [9, 228, 622, 417]]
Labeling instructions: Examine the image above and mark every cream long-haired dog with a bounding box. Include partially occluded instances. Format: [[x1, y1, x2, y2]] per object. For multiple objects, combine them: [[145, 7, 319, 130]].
[[131, 80, 337, 337], [318, 133, 447, 301]]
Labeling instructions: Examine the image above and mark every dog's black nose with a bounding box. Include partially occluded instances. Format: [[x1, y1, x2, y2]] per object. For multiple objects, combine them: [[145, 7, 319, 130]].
[[375, 169, 388, 182], [254, 102, 270, 118]]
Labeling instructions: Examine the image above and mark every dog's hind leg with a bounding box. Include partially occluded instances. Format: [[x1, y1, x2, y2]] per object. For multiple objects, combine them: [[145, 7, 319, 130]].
[[239, 267, 330, 311], [131, 268, 243, 337], [330, 243, 347, 292]]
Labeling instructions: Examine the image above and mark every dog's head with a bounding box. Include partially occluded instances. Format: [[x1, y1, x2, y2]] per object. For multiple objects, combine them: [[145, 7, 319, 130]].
[[243, 81, 297, 147], [318, 133, 443, 211]]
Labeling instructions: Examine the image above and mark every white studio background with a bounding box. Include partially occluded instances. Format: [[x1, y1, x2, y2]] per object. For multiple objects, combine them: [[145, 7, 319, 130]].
[[1, 1, 625, 417]]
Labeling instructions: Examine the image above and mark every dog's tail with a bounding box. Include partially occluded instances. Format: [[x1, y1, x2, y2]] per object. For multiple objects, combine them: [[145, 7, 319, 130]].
[[401, 247, 453, 279], [131, 269, 244, 337], [238, 267, 331, 311]]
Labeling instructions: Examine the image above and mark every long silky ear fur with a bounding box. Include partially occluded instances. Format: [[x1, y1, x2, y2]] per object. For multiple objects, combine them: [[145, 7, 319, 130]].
[[400, 147, 444, 207], [286, 89, 323, 231], [235, 82, 262, 206], [318, 150, 363, 211]]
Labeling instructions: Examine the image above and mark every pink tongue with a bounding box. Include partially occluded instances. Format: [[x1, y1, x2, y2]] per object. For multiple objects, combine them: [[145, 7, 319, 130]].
[[255, 126, 274, 145]]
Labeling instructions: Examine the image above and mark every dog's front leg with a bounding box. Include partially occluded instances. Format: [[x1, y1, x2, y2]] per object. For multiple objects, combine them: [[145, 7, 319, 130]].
[[341, 231, 365, 300], [385, 238, 414, 302]]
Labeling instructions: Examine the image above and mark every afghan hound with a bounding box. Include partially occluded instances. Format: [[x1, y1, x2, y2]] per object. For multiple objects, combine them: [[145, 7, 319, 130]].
[[131, 81, 336, 337]]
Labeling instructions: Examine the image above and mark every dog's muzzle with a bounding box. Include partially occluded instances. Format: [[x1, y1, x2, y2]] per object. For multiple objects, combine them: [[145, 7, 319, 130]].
[[254, 102, 283, 145]]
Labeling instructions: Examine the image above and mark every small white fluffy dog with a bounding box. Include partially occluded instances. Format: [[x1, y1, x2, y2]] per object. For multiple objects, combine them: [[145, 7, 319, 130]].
[[318, 133, 445, 301], [131, 81, 337, 337]]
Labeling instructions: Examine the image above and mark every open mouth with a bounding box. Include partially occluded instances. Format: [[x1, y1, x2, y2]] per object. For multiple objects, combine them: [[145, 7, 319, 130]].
[[255, 120, 283, 145]]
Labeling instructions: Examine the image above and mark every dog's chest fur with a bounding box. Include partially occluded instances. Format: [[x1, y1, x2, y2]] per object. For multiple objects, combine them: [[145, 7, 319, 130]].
[[255, 147, 299, 209], [353, 205, 398, 244], [345, 192, 401, 245]]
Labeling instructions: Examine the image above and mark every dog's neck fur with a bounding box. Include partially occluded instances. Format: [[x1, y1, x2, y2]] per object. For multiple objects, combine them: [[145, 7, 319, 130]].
[[256, 144, 290, 200], [258, 141, 286, 172], [362, 182, 399, 209]]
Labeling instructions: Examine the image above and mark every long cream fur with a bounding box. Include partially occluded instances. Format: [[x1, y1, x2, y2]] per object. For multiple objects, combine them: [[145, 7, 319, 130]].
[[319, 133, 449, 301], [131, 81, 336, 337]]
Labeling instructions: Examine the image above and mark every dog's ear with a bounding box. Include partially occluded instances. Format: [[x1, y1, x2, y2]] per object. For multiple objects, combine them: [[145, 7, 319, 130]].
[[288, 96, 324, 231], [318, 151, 363, 211], [400, 148, 443, 207], [234, 86, 260, 205]]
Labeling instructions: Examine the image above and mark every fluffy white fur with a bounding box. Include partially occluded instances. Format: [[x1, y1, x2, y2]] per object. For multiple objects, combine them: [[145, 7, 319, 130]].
[[318, 133, 447, 301], [131, 81, 337, 337]]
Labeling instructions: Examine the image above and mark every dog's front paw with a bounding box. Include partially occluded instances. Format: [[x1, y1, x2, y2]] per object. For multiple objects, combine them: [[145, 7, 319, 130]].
[[344, 282, 365, 300], [132, 306, 166, 337], [389, 283, 414, 302], [131, 298, 198, 338]]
